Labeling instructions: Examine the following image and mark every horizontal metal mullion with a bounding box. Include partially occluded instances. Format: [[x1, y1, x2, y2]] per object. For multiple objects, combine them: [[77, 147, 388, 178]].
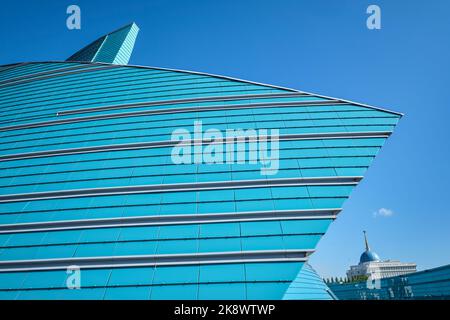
[[0, 208, 340, 234], [0, 63, 29, 79], [0, 99, 343, 133], [0, 131, 391, 162], [0, 249, 312, 272], [0, 176, 362, 203], [0, 74, 208, 109], [0, 64, 121, 89], [57, 92, 311, 116], [0, 60, 403, 116], [0, 75, 240, 116], [0, 69, 183, 102], [0, 64, 98, 87]]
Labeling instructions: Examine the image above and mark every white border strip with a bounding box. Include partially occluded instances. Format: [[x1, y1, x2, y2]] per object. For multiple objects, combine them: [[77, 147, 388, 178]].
[[0, 61, 404, 116], [0, 249, 313, 272], [0, 208, 340, 234], [0, 176, 362, 203], [0, 131, 391, 162]]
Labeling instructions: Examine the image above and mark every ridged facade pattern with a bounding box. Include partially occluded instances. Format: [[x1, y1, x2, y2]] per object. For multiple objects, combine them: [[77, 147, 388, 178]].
[[0, 58, 401, 299], [283, 263, 334, 300], [66, 23, 139, 65], [328, 264, 450, 300]]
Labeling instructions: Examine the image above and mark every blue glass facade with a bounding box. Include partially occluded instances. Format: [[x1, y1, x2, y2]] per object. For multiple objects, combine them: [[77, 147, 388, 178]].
[[0, 24, 401, 299], [283, 263, 335, 300], [328, 264, 450, 300], [66, 23, 139, 65]]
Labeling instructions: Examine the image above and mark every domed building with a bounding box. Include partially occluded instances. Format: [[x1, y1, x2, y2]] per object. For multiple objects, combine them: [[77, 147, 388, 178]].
[[359, 230, 381, 264], [346, 231, 416, 281], [359, 250, 380, 264]]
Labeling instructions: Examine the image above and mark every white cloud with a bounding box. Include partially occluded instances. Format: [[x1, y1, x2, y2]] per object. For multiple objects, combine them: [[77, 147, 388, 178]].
[[373, 208, 394, 218]]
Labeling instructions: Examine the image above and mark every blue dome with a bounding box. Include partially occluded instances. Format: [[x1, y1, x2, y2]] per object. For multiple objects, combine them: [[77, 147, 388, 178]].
[[360, 250, 380, 263]]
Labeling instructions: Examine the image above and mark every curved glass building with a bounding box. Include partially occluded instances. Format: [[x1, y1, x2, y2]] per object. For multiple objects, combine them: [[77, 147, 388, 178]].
[[0, 23, 401, 300]]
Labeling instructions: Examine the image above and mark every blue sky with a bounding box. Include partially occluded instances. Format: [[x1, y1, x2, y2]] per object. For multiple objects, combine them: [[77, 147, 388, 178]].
[[1, 0, 449, 278]]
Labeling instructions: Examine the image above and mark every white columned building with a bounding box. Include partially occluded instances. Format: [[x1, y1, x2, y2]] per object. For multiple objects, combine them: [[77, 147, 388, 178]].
[[346, 231, 417, 280]]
